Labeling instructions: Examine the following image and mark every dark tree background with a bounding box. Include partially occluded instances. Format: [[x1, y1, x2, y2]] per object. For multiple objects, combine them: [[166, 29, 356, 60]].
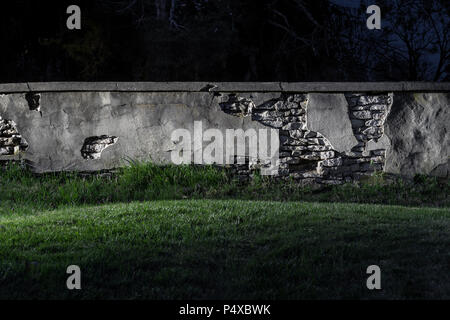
[[0, 0, 448, 82]]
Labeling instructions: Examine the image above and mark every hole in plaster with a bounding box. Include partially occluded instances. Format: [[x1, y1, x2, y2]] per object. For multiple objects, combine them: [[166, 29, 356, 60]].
[[219, 94, 255, 117], [0, 118, 28, 155], [25, 92, 41, 113], [81, 135, 118, 160]]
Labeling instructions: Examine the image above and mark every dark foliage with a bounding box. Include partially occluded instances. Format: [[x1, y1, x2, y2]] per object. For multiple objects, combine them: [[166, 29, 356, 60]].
[[0, 0, 448, 82]]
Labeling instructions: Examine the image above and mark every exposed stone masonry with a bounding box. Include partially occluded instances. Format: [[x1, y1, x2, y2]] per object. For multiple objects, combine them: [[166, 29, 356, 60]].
[[346, 93, 392, 151], [0, 117, 28, 156], [80, 135, 118, 160], [221, 92, 392, 185], [332, 93, 393, 182], [219, 94, 255, 117], [1, 85, 445, 180]]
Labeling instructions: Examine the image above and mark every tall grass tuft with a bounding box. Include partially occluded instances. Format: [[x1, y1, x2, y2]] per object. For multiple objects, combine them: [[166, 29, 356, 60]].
[[1, 160, 448, 210]]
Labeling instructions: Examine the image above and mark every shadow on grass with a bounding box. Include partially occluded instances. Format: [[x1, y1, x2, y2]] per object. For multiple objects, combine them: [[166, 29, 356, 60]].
[[0, 200, 449, 299]]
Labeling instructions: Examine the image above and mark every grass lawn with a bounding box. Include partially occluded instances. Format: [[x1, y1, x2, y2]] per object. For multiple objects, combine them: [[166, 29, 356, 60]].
[[1, 199, 449, 299]]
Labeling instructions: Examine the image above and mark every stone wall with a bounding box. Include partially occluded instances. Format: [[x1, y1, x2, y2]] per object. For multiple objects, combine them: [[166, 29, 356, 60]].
[[219, 92, 391, 185], [0, 82, 448, 182], [0, 117, 28, 156]]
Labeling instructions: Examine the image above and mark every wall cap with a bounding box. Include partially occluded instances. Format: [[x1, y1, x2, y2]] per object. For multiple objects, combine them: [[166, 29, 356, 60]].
[[0, 81, 449, 93]]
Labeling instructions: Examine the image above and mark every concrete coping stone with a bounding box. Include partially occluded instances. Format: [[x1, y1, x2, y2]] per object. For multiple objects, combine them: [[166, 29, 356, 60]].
[[0, 81, 449, 93]]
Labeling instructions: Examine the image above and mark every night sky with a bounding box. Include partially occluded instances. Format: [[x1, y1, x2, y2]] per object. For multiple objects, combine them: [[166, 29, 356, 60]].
[[0, 0, 447, 82]]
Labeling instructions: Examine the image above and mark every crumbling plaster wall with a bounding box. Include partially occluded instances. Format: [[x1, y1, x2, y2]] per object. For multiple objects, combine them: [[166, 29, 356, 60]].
[[0, 82, 448, 182]]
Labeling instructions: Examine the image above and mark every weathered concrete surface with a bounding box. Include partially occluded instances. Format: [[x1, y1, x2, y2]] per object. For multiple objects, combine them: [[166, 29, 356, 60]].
[[0, 92, 269, 172], [306, 93, 358, 152], [0, 84, 449, 181], [384, 93, 449, 178]]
